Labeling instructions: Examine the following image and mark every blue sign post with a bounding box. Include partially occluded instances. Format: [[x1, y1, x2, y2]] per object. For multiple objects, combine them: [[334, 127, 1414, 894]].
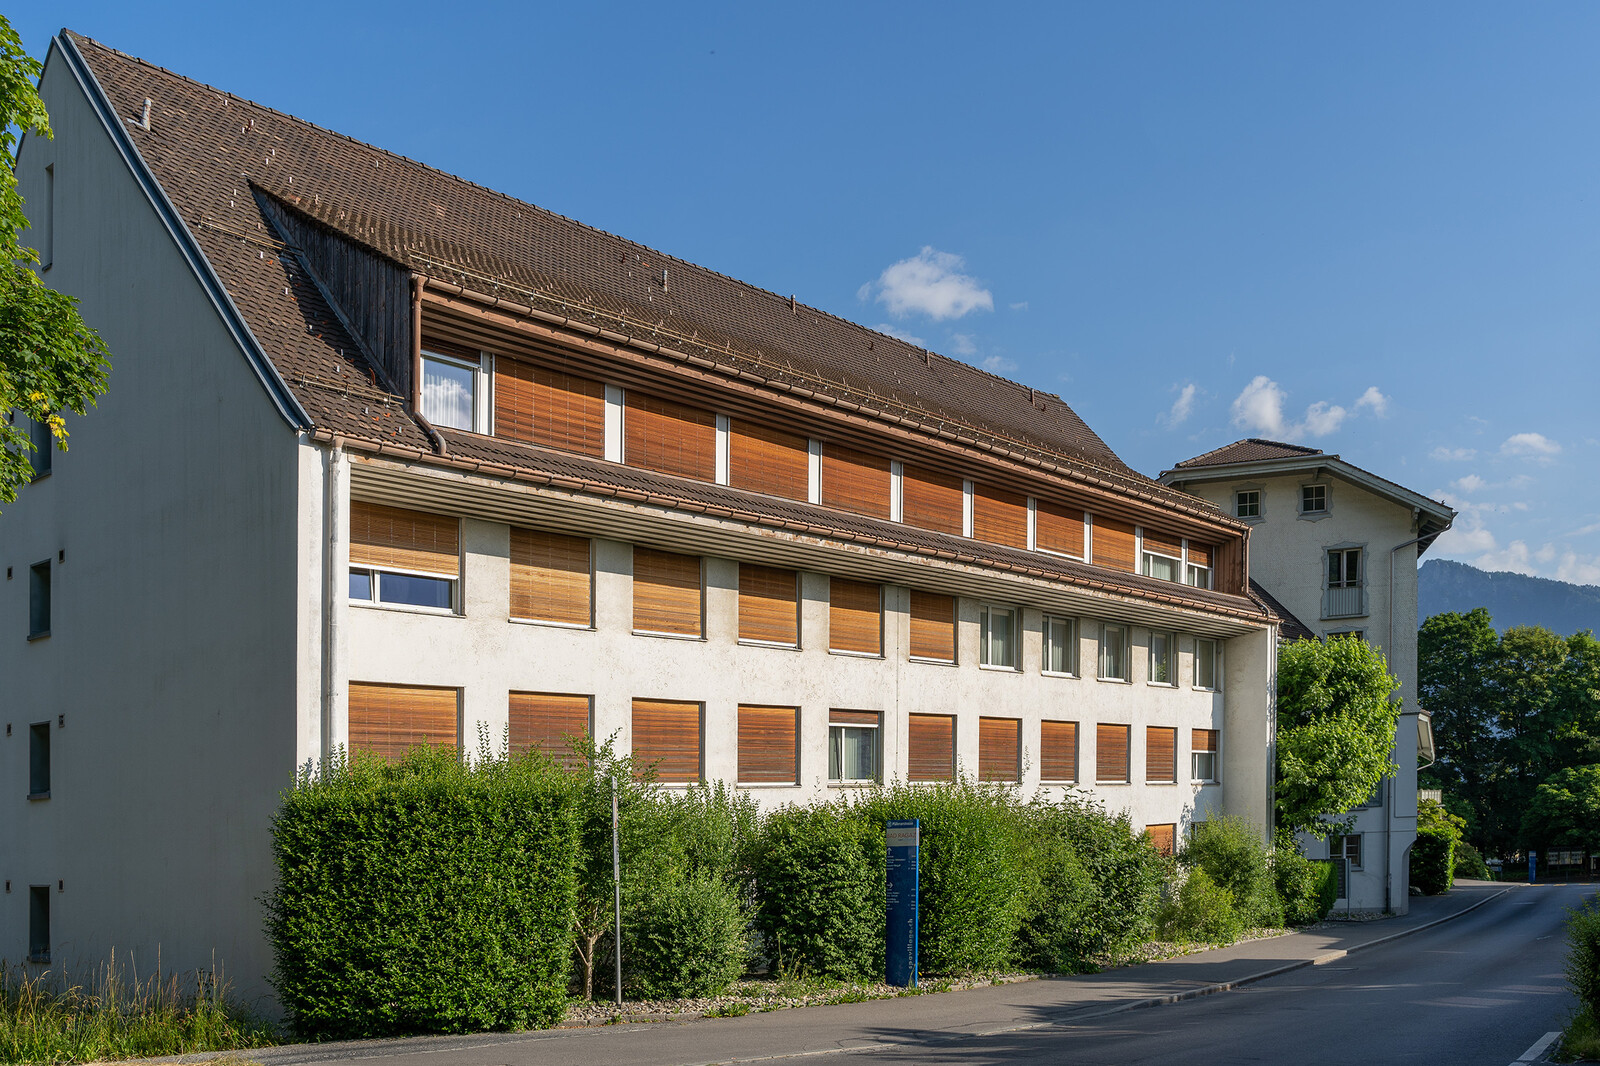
[[886, 819, 920, 988], [1529, 851, 1537, 884]]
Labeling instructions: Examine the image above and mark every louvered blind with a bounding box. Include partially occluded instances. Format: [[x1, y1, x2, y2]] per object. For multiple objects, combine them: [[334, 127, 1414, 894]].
[[830, 709, 881, 726], [632, 698, 701, 782], [978, 717, 1021, 783], [820, 443, 891, 519], [348, 682, 458, 762], [973, 484, 1027, 548], [509, 692, 590, 764], [1096, 723, 1130, 783], [1092, 517, 1137, 573], [738, 704, 799, 784], [625, 392, 716, 481], [493, 359, 605, 456], [634, 548, 702, 636], [510, 528, 591, 625], [909, 590, 956, 661], [908, 713, 955, 782], [1142, 530, 1182, 558], [1193, 728, 1219, 754], [1146, 726, 1177, 783], [902, 464, 964, 534], [739, 564, 799, 645], [730, 419, 809, 501], [1146, 823, 1176, 857], [1040, 720, 1078, 783], [1188, 543, 1213, 568], [350, 501, 460, 577], [1215, 538, 1245, 594], [829, 578, 882, 655], [1036, 499, 1086, 557]]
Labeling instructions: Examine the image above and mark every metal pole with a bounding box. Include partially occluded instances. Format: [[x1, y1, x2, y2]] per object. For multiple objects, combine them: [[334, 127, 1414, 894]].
[[612, 775, 622, 1007]]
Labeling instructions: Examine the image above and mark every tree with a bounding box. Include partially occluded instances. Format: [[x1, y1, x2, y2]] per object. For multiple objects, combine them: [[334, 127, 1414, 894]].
[[0, 15, 111, 506], [1274, 636, 1401, 839], [1521, 764, 1600, 854]]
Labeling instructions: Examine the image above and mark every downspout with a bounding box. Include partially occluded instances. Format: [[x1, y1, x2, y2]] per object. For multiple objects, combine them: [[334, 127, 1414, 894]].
[[320, 436, 346, 765]]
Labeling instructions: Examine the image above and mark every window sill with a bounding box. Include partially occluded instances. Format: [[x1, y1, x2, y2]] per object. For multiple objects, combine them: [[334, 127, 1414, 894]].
[[1297, 511, 1330, 522], [1192, 685, 1219, 693], [1041, 670, 1078, 680], [1193, 779, 1219, 786], [29, 471, 52, 483], [828, 779, 880, 788], [26, 631, 50, 642], [1095, 780, 1130, 786], [828, 649, 884, 660], [1146, 681, 1177, 689], [632, 630, 706, 641], [27, 954, 49, 965], [978, 663, 1020, 674], [351, 601, 460, 619], [27, 792, 49, 802], [1147, 780, 1177, 786], [737, 781, 802, 789], [1039, 779, 1078, 787], [1096, 676, 1131, 684], [510, 617, 594, 632], [738, 639, 801, 651], [908, 655, 957, 667]]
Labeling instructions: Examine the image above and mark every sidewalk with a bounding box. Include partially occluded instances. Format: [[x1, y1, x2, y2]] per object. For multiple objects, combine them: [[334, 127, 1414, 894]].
[[212, 881, 1514, 1066]]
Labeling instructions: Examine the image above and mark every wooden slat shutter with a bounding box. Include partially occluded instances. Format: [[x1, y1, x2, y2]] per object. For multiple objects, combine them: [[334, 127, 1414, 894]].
[[730, 420, 809, 501], [632, 698, 701, 782], [908, 713, 955, 782], [902, 464, 964, 534], [738, 704, 799, 784], [1096, 723, 1130, 783], [634, 548, 702, 636], [1146, 726, 1177, 783], [820, 443, 891, 519], [1214, 537, 1245, 594], [348, 682, 458, 762], [1192, 728, 1219, 754], [972, 484, 1027, 548], [509, 692, 590, 764], [493, 359, 605, 456], [739, 564, 799, 646], [1036, 499, 1085, 557], [1146, 823, 1176, 857], [510, 528, 591, 625], [978, 717, 1021, 783], [1187, 543, 1213, 569], [350, 501, 459, 577], [1040, 720, 1078, 783], [909, 590, 956, 661], [830, 709, 881, 726], [625, 392, 716, 481], [1142, 529, 1181, 558], [829, 578, 882, 655], [1092, 517, 1137, 573]]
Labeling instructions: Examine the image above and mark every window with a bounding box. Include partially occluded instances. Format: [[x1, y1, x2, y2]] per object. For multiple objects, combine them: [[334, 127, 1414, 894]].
[[420, 347, 485, 432], [1096, 723, 1130, 783], [39, 163, 54, 270], [829, 710, 880, 784], [1042, 615, 1077, 675], [1336, 833, 1363, 871], [1146, 726, 1177, 783], [738, 705, 799, 785], [633, 547, 703, 637], [510, 528, 591, 627], [1098, 623, 1128, 681], [1324, 547, 1366, 619], [1234, 490, 1261, 519], [348, 502, 459, 612], [1145, 824, 1177, 858], [820, 443, 891, 520], [730, 420, 809, 501], [1035, 499, 1085, 558], [908, 713, 955, 782], [1300, 484, 1328, 515], [739, 564, 799, 647], [900, 464, 964, 535], [1185, 543, 1213, 589], [1194, 638, 1218, 690], [1148, 630, 1175, 685], [632, 699, 702, 783], [972, 483, 1027, 548], [493, 358, 604, 456], [1040, 720, 1078, 783], [1141, 530, 1182, 582], [1192, 728, 1219, 782], [978, 717, 1021, 783], [979, 606, 1017, 669], [1328, 548, 1362, 588], [1091, 517, 1137, 573], [1358, 778, 1385, 809], [909, 590, 956, 662], [829, 578, 882, 656], [29, 722, 50, 798], [348, 682, 460, 761], [29, 416, 51, 478], [29, 886, 50, 963], [625, 391, 716, 481], [509, 692, 590, 765], [28, 561, 50, 639]]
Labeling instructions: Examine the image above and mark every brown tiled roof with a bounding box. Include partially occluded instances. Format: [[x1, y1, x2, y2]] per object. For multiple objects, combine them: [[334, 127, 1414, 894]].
[[1248, 580, 1316, 642], [66, 32, 1145, 483], [1172, 439, 1325, 469]]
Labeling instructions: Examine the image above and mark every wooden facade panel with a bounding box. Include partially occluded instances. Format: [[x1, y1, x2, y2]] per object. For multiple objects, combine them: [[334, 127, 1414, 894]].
[[908, 590, 956, 662], [738, 704, 799, 784], [509, 691, 590, 764], [829, 578, 882, 655], [978, 716, 1021, 783], [632, 698, 702, 782], [729, 419, 809, 501], [625, 391, 716, 481], [350, 501, 460, 577], [1146, 823, 1177, 857], [1096, 723, 1130, 783], [1215, 538, 1245, 594], [902, 464, 964, 534], [1040, 720, 1078, 783], [973, 484, 1027, 548], [908, 713, 955, 782], [820, 443, 892, 520], [1092, 517, 1137, 574], [348, 682, 458, 762], [510, 527, 591, 626], [494, 358, 605, 457], [739, 564, 799, 646], [1146, 726, 1177, 783], [634, 547, 703, 636], [1035, 499, 1086, 557]]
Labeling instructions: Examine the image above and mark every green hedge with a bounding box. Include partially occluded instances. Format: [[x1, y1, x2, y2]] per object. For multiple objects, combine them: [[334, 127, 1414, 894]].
[[1180, 818, 1282, 929], [1569, 899, 1600, 1023], [1413, 799, 1461, 895], [265, 746, 581, 1039], [1273, 845, 1336, 925]]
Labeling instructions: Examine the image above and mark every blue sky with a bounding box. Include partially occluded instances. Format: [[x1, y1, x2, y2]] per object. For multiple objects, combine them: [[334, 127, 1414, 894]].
[[17, 3, 1600, 585]]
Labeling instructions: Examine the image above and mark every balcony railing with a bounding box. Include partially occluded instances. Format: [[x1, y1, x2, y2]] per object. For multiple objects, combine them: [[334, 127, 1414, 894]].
[[1322, 583, 1366, 619]]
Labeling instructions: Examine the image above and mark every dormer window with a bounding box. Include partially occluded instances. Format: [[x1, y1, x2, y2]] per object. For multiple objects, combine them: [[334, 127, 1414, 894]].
[[421, 347, 489, 432]]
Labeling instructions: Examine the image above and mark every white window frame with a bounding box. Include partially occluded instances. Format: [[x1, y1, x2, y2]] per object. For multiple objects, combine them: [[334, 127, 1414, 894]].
[[978, 604, 1019, 670], [1193, 637, 1219, 691], [1191, 731, 1218, 783], [1147, 630, 1176, 686], [1098, 623, 1129, 682], [1185, 562, 1212, 589], [828, 719, 881, 785], [1299, 481, 1329, 517], [1234, 487, 1262, 520], [420, 348, 491, 433], [349, 563, 459, 616], [1042, 614, 1078, 677], [1141, 548, 1181, 583]]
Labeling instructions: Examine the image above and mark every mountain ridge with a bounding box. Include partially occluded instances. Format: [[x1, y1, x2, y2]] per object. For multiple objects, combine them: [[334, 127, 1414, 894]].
[[1419, 559, 1600, 634]]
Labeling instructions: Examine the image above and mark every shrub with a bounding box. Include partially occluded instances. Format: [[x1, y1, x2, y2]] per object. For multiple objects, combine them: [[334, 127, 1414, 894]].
[[622, 871, 747, 999], [1013, 820, 1099, 972], [1413, 799, 1462, 895], [1160, 868, 1243, 944], [1273, 844, 1336, 926], [1453, 840, 1491, 881], [1180, 818, 1283, 929], [265, 745, 581, 1039], [1568, 899, 1600, 1022]]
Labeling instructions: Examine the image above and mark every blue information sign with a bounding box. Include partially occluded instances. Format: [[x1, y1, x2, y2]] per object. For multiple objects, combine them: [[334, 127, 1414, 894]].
[[886, 818, 920, 988], [1529, 851, 1537, 884]]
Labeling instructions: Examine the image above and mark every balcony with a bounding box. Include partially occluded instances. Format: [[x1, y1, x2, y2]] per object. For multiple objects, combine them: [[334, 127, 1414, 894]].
[[1322, 583, 1366, 620]]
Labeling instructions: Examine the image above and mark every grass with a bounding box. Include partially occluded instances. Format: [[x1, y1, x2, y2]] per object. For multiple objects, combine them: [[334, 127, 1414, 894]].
[[0, 953, 276, 1064], [1556, 1008, 1600, 1063]]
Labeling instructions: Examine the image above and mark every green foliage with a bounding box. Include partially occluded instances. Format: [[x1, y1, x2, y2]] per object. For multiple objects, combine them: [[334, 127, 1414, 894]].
[[1452, 840, 1491, 881], [1272, 844, 1336, 926], [1567, 899, 1600, 1027], [1276, 637, 1401, 839], [1412, 798, 1462, 895], [1521, 765, 1600, 852], [265, 745, 581, 1039], [0, 16, 111, 505], [1012, 809, 1100, 972], [1159, 868, 1243, 944], [1179, 818, 1283, 929]]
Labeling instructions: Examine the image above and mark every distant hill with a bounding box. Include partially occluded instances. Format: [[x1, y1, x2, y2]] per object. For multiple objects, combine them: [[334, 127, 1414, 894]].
[[1419, 559, 1600, 635]]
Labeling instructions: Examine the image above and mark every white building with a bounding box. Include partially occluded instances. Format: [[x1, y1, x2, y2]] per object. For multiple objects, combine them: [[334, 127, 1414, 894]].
[[1161, 438, 1454, 913], [4, 31, 1287, 1005]]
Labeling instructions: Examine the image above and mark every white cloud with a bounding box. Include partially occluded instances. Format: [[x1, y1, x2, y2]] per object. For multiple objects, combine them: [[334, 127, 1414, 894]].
[[1433, 523, 1497, 556], [859, 247, 994, 321], [949, 333, 977, 357], [981, 354, 1018, 374], [1230, 376, 1291, 437], [1354, 387, 1389, 417], [1501, 432, 1561, 458], [1301, 401, 1349, 436], [1430, 446, 1477, 461], [1566, 520, 1600, 538], [1452, 474, 1487, 494], [873, 323, 926, 347], [1164, 384, 1198, 428], [1228, 376, 1397, 440], [1556, 551, 1600, 586], [1009, 301, 1029, 311], [1474, 539, 1538, 576]]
